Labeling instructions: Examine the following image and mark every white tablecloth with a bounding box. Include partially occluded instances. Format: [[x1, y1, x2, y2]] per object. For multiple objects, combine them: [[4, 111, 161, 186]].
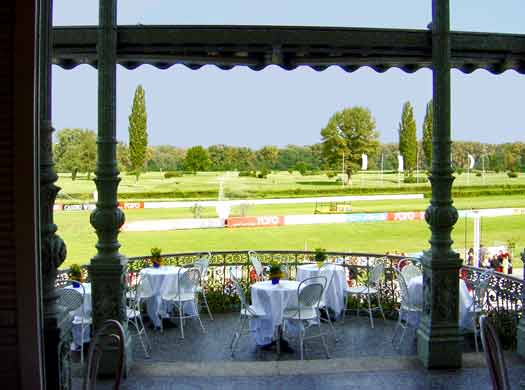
[[139, 266, 195, 327], [250, 280, 300, 345], [297, 264, 346, 318], [407, 275, 473, 329], [64, 283, 92, 347]]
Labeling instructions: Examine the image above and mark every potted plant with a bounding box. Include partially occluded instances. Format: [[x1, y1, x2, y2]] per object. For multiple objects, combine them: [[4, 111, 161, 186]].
[[268, 262, 283, 285], [69, 263, 83, 287], [314, 248, 327, 268], [150, 247, 163, 268]]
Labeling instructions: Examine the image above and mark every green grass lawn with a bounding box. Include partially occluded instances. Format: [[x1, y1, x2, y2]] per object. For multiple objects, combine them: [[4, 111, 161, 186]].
[[55, 171, 525, 202], [57, 209, 525, 267]]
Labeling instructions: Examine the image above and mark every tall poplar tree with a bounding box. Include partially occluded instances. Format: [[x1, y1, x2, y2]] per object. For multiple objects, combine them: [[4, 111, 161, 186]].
[[128, 85, 148, 181], [398, 101, 417, 174], [422, 99, 433, 168]]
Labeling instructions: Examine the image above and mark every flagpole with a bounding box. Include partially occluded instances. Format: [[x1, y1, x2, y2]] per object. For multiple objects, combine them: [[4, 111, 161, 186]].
[[467, 153, 470, 185], [380, 153, 384, 186]]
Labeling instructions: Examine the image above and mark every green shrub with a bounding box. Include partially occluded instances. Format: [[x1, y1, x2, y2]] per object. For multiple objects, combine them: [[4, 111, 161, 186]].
[[507, 171, 518, 178], [456, 168, 464, 175], [326, 171, 337, 179], [476, 172, 482, 177], [403, 175, 417, 183], [257, 169, 269, 179], [164, 171, 183, 179], [238, 171, 255, 177], [488, 310, 519, 350]]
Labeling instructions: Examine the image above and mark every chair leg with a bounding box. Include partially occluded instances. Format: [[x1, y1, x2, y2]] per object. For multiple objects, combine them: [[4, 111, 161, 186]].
[[323, 309, 337, 340], [80, 322, 84, 365], [342, 294, 347, 324], [376, 292, 386, 321], [179, 303, 185, 339], [318, 321, 330, 359], [473, 317, 479, 352], [299, 328, 304, 361], [230, 315, 245, 356], [138, 314, 152, 354], [366, 294, 374, 328], [130, 318, 150, 358], [201, 290, 214, 320]]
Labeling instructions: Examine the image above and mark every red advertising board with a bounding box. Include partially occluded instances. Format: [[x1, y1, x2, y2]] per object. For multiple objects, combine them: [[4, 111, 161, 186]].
[[226, 216, 284, 228], [118, 201, 144, 209], [386, 211, 425, 221]]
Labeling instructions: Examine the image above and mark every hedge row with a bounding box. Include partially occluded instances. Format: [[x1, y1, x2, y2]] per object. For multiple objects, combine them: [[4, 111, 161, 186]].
[[59, 183, 525, 202]]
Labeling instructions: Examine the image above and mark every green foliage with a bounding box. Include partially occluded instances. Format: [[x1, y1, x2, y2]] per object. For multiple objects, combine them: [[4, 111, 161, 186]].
[[508, 171, 518, 178], [184, 146, 211, 173], [422, 100, 433, 168], [403, 175, 417, 183], [398, 101, 417, 173], [488, 310, 519, 350], [295, 161, 309, 175], [68, 263, 82, 281], [190, 203, 203, 218], [147, 145, 186, 172], [257, 168, 269, 179], [268, 262, 282, 277], [54, 128, 97, 179], [150, 247, 162, 258], [326, 171, 337, 179], [128, 85, 148, 181], [164, 171, 183, 178], [320, 107, 380, 178], [314, 248, 327, 262], [256, 146, 280, 170]]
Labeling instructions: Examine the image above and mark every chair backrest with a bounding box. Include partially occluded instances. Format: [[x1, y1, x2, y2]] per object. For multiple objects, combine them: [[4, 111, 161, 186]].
[[57, 282, 84, 312], [248, 250, 264, 280], [83, 319, 125, 390], [480, 315, 511, 390], [297, 279, 325, 309], [297, 276, 326, 308], [394, 269, 410, 305], [230, 271, 257, 316], [401, 264, 421, 282], [369, 263, 385, 286], [178, 267, 201, 293], [194, 252, 211, 280], [136, 274, 154, 301]]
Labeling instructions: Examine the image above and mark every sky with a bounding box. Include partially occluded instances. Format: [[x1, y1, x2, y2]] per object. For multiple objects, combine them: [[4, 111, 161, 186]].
[[52, 1, 525, 148]]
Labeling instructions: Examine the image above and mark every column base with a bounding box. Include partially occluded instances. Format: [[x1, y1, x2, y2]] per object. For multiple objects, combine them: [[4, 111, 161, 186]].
[[516, 319, 525, 358], [417, 322, 463, 369], [97, 330, 133, 377]]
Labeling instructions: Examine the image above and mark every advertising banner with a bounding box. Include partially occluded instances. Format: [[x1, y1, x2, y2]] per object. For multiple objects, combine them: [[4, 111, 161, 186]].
[[386, 211, 425, 221], [118, 201, 144, 209], [226, 216, 284, 228], [122, 218, 223, 232], [53, 204, 63, 211]]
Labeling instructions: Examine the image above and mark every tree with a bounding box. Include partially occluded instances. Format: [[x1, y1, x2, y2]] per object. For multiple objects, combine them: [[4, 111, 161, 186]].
[[422, 100, 433, 168], [128, 85, 148, 181], [398, 101, 417, 174], [320, 107, 379, 181], [184, 146, 211, 173], [255, 146, 279, 171], [116, 142, 132, 172], [54, 128, 96, 180]]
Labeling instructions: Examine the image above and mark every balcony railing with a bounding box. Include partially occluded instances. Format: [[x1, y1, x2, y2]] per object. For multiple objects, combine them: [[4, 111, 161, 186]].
[[57, 250, 523, 319]]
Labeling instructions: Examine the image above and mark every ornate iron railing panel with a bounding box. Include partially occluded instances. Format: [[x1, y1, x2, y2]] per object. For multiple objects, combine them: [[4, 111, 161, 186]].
[[56, 251, 524, 320]]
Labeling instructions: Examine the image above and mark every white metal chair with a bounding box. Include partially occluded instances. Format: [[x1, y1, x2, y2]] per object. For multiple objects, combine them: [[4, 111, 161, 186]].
[[401, 263, 422, 282], [343, 262, 386, 328], [469, 269, 493, 352], [161, 267, 206, 338], [194, 252, 214, 320], [58, 281, 91, 365], [229, 271, 266, 356], [392, 269, 422, 350], [126, 274, 153, 358], [283, 276, 330, 360], [248, 250, 265, 281]]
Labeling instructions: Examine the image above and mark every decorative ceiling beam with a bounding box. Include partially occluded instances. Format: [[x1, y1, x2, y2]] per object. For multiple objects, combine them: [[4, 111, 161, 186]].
[[52, 25, 525, 74]]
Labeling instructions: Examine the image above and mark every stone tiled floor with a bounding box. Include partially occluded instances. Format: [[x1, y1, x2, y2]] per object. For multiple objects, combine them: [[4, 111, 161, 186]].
[[72, 313, 525, 389], [132, 313, 416, 362]]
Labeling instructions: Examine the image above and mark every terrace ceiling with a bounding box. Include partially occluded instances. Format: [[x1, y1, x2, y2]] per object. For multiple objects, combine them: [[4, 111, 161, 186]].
[[52, 25, 525, 74]]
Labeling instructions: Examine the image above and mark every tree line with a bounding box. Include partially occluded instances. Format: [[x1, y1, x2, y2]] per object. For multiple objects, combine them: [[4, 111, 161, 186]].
[[53, 85, 525, 179]]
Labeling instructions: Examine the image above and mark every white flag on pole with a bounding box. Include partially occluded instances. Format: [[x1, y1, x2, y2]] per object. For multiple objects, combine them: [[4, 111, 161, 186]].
[[397, 154, 404, 173], [361, 154, 368, 170], [468, 154, 475, 169]]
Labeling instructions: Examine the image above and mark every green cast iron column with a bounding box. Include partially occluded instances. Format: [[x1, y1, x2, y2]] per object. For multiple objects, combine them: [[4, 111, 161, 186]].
[[39, 0, 71, 388], [417, 0, 463, 369], [88, 0, 130, 374], [517, 249, 525, 356]]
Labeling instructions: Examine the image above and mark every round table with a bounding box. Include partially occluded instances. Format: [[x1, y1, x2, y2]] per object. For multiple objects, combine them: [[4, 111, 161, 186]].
[[297, 264, 346, 318], [140, 266, 194, 328], [250, 280, 300, 345]]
